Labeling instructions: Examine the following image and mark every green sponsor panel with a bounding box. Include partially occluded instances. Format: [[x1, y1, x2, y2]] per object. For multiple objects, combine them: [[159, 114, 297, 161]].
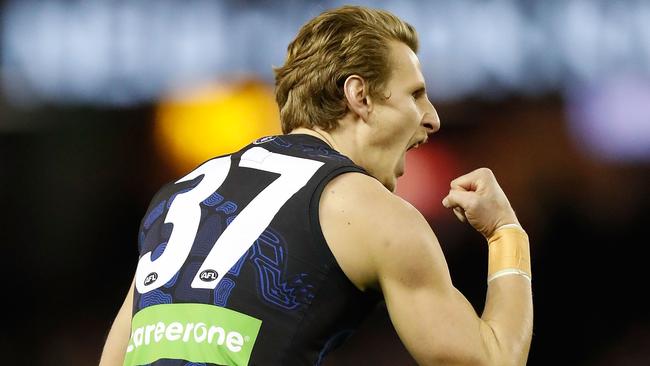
[[123, 303, 262, 366]]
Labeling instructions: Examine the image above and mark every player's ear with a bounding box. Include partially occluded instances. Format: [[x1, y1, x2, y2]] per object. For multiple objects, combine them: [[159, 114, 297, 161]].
[[343, 75, 373, 122]]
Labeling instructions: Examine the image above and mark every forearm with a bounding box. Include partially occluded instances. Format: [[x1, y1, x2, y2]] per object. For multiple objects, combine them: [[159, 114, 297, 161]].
[[480, 275, 533, 366], [479, 226, 533, 366], [100, 282, 134, 366], [100, 300, 132, 366]]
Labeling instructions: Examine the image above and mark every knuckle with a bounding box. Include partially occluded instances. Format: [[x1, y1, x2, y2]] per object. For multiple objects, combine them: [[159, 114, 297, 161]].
[[479, 167, 494, 176]]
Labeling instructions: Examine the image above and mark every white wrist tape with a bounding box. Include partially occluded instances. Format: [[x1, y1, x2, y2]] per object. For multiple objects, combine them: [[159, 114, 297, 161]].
[[487, 268, 532, 284]]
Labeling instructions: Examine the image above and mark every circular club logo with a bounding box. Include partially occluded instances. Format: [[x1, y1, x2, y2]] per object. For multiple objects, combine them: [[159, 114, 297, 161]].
[[144, 272, 158, 286], [253, 136, 276, 145], [199, 269, 219, 282]]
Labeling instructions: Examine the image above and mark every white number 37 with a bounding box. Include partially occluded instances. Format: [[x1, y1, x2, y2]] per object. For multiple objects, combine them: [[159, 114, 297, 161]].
[[135, 147, 323, 294]]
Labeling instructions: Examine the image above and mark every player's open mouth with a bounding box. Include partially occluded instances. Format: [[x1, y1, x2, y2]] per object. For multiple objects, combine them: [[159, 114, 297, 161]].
[[407, 137, 427, 152]]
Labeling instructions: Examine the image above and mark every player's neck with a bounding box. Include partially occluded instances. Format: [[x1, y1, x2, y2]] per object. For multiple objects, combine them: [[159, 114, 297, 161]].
[[289, 127, 335, 148], [288, 127, 359, 163]]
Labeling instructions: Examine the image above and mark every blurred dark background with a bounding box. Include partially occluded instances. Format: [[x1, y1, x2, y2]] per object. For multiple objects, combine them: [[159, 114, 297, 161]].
[[1, 1, 649, 365]]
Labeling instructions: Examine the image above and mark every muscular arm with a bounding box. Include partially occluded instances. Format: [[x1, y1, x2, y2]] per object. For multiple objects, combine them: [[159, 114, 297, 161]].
[[320, 171, 532, 366], [99, 279, 135, 366], [378, 206, 532, 366]]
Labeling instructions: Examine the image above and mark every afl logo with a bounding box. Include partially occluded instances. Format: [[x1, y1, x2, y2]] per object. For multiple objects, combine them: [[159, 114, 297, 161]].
[[144, 272, 158, 286], [253, 136, 276, 145], [199, 269, 219, 282]]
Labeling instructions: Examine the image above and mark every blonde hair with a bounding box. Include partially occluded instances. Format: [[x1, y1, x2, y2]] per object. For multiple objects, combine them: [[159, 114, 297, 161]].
[[274, 5, 418, 134]]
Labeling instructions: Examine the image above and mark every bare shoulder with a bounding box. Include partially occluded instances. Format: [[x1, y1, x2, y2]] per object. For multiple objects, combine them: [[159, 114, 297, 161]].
[[320, 171, 417, 212], [319, 172, 450, 291]]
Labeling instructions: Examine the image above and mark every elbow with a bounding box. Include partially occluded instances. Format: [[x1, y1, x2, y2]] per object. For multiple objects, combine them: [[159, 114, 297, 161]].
[[413, 331, 529, 366], [419, 356, 489, 366], [479, 322, 531, 366], [419, 356, 518, 366], [415, 348, 492, 366]]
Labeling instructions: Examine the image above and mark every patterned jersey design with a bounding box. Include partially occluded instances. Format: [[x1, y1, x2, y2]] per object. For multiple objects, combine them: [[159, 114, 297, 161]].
[[130, 134, 381, 366], [135, 180, 314, 312]]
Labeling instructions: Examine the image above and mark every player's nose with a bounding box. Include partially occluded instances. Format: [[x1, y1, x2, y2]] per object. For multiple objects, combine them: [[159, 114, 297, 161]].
[[421, 100, 440, 134]]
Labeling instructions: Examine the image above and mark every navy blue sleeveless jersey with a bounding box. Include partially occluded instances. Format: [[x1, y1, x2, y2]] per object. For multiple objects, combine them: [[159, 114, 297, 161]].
[[126, 134, 381, 366]]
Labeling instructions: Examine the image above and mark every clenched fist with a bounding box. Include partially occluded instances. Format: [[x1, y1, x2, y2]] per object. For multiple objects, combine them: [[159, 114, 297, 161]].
[[442, 168, 521, 238]]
